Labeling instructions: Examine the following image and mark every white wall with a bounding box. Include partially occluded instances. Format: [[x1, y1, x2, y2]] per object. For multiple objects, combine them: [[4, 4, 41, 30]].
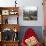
[[0, 0, 43, 26], [19, 0, 44, 26]]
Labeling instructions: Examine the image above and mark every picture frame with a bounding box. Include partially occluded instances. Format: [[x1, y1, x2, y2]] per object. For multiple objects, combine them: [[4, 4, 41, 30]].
[[23, 6, 38, 20], [9, 10, 18, 15], [2, 10, 9, 15]]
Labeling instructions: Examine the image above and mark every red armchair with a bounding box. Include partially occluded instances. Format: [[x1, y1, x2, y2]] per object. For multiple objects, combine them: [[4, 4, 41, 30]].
[[21, 28, 41, 46]]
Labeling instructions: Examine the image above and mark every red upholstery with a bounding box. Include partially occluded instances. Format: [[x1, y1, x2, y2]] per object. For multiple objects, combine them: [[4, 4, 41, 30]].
[[21, 28, 41, 46]]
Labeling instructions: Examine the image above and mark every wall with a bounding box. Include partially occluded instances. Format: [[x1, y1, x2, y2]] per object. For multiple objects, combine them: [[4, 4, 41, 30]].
[[18, 0, 44, 26], [0, 0, 44, 26], [18, 26, 44, 44]]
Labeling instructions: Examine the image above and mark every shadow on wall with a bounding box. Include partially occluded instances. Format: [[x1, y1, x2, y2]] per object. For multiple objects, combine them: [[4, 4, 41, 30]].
[[18, 26, 43, 44]]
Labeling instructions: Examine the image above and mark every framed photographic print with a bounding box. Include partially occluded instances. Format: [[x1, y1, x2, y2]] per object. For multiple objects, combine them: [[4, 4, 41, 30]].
[[10, 11, 15, 15], [23, 6, 37, 20], [9, 10, 18, 15], [2, 10, 9, 15], [9, 10, 15, 15]]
